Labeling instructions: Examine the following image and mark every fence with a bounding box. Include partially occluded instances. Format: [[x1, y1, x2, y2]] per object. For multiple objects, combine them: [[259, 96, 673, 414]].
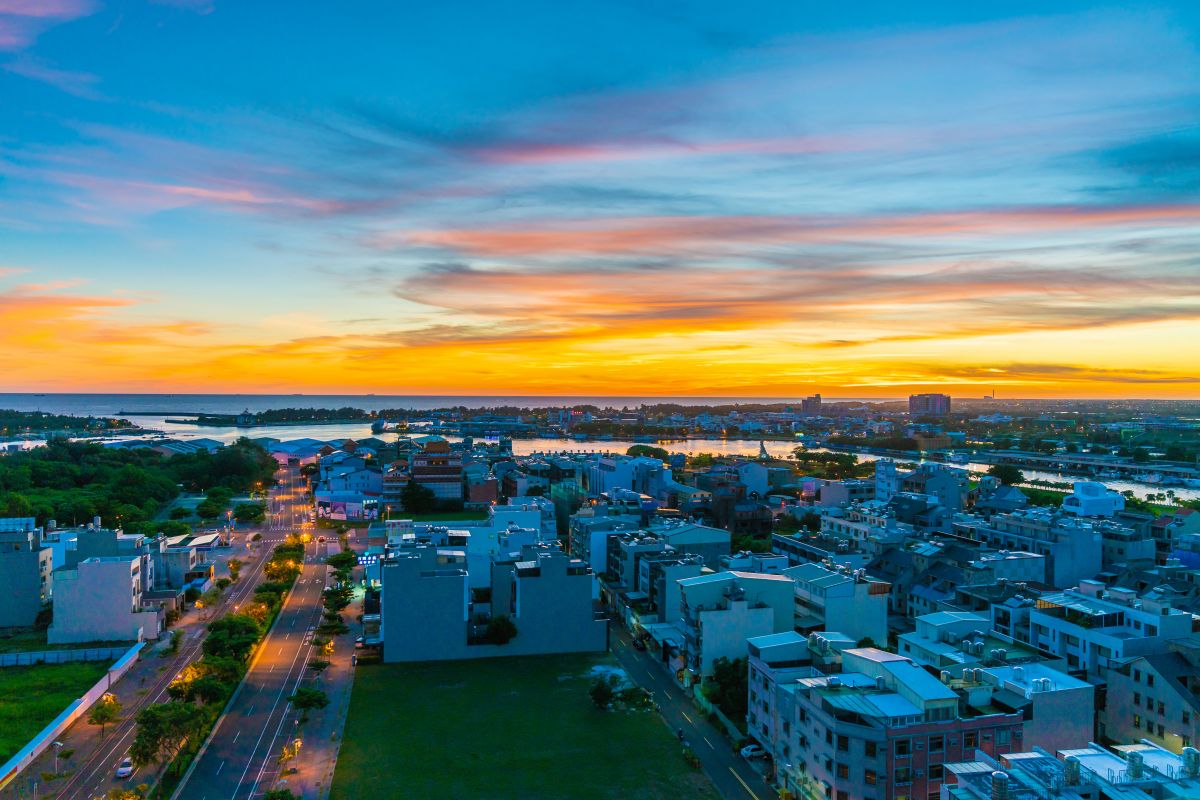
[[692, 683, 747, 742], [0, 642, 144, 792], [0, 646, 133, 668]]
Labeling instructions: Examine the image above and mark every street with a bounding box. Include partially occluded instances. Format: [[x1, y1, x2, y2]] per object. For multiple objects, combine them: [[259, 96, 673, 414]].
[[171, 546, 329, 800], [609, 626, 773, 800], [29, 536, 275, 800], [172, 466, 329, 800]]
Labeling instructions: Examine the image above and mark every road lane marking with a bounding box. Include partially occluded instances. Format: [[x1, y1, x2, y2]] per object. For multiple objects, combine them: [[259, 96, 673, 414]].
[[216, 762, 224, 775], [233, 731, 240, 743], [704, 736, 715, 750], [682, 712, 693, 724], [729, 767, 762, 800]]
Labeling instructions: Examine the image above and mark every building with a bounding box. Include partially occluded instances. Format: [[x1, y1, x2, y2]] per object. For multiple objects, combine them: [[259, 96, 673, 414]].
[[1062, 481, 1126, 518], [776, 647, 1024, 800], [49, 556, 161, 644], [943, 742, 1200, 800], [971, 663, 1095, 754], [0, 518, 52, 628], [1101, 639, 1200, 752], [379, 543, 605, 662], [677, 571, 795, 678], [1029, 580, 1196, 678], [910, 393, 952, 416], [955, 510, 1103, 589], [786, 561, 890, 646], [409, 439, 464, 502]]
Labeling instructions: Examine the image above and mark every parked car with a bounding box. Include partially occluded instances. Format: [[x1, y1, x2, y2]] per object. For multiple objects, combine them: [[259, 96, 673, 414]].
[[355, 636, 365, 649], [740, 744, 768, 760], [631, 638, 647, 651], [115, 757, 134, 778]]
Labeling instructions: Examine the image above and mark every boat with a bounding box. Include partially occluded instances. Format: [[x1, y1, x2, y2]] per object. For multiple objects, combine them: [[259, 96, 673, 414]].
[[1097, 469, 1119, 479], [947, 452, 970, 464], [1142, 473, 1164, 484]]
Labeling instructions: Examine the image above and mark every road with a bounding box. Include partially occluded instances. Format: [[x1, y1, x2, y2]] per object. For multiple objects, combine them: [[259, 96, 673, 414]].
[[610, 627, 773, 800], [46, 536, 274, 800], [173, 468, 328, 800]]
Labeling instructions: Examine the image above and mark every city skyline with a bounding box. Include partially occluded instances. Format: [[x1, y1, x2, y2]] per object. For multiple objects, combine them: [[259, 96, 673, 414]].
[[3, 1, 1200, 397]]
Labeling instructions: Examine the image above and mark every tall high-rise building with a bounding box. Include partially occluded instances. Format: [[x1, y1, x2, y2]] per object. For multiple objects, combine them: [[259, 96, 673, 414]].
[[801, 393, 822, 414], [909, 392, 951, 416]]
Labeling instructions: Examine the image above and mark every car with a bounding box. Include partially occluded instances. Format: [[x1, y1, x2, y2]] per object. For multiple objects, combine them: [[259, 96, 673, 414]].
[[355, 636, 365, 649], [631, 638, 647, 651], [740, 744, 768, 760], [115, 757, 134, 778]]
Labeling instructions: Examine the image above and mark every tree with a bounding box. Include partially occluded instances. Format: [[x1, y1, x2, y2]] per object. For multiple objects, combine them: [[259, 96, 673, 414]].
[[203, 614, 262, 662], [626, 444, 669, 460], [325, 550, 357, 572], [704, 657, 749, 720], [589, 675, 618, 710], [1132, 448, 1152, 463], [400, 481, 437, 514], [130, 702, 207, 771], [227, 558, 243, 581], [485, 615, 517, 645], [169, 506, 192, 520], [233, 502, 267, 524], [288, 687, 329, 719], [88, 695, 123, 735], [263, 790, 299, 800], [987, 464, 1025, 486]]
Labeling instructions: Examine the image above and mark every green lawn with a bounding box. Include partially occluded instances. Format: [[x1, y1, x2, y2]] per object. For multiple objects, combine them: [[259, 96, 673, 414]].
[[402, 509, 490, 522], [330, 654, 719, 800], [0, 661, 111, 761]]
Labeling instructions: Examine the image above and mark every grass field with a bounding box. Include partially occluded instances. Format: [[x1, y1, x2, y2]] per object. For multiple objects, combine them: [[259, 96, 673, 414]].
[[330, 654, 719, 800], [0, 661, 110, 761]]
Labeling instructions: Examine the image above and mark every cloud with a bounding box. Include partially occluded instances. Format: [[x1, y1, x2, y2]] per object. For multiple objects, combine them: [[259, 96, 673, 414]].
[[3, 55, 101, 98], [387, 203, 1200, 257], [0, 0, 94, 51]]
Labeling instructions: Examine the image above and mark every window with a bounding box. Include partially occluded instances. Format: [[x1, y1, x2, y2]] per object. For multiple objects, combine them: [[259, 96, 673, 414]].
[[1148, 675, 1155, 687], [1134, 669, 1141, 682], [928, 792, 941, 800], [837, 735, 849, 752], [865, 769, 878, 786], [1183, 736, 1192, 748], [837, 764, 849, 779], [866, 741, 878, 758], [837, 792, 848, 800], [1184, 712, 1191, 725], [1158, 701, 1165, 716], [1134, 693, 1142, 705], [998, 730, 1010, 745], [826, 729, 833, 745], [896, 739, 911, 756], [1158, 724, 1165, 737], [929, 765, 944, 781], [895, 767, 913, 784], [929, 735, 944, 752], [964, 732, 978, 748], [1134, 715, 1142, 729]]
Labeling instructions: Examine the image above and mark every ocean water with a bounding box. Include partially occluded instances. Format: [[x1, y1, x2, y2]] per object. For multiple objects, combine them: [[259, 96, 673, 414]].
[[0, 394, 892, 417]]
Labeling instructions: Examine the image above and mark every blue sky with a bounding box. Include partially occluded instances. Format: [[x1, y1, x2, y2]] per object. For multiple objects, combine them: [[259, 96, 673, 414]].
[[1, 1, 1199, 394]]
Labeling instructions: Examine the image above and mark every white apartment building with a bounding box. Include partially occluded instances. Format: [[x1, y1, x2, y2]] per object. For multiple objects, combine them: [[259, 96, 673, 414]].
[[1029, 580, 1196, 678], [49, 556, 161, 644], [785, 561, 890, 646]]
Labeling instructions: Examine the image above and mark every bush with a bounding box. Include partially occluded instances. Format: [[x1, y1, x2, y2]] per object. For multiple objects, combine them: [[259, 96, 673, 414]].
[[485, 615, 517, 645], [589, 675, 618, 710]]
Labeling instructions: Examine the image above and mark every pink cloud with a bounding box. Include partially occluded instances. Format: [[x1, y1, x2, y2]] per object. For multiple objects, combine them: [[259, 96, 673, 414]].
[[4, 56, 100, 98], [394, 204, 1200, 256], [0, 0, 95, 51]]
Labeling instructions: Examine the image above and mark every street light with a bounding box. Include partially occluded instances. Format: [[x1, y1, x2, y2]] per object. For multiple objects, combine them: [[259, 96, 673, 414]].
[[52, 740, 64, 774]]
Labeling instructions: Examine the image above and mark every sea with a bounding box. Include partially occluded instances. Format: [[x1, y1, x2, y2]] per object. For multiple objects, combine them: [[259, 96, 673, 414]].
[[0, 394, 1195, 502]]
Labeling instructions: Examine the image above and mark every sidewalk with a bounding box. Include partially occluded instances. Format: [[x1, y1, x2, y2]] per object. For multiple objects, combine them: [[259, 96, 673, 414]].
[[0, 540, 259, 800]]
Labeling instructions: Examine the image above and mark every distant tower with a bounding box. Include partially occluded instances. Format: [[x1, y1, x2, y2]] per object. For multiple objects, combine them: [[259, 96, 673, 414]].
[[758, 440, 769, 461]]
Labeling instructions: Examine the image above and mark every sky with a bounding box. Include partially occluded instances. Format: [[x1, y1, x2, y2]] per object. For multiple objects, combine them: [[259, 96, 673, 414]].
[[1, 1, 1199, 398]]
